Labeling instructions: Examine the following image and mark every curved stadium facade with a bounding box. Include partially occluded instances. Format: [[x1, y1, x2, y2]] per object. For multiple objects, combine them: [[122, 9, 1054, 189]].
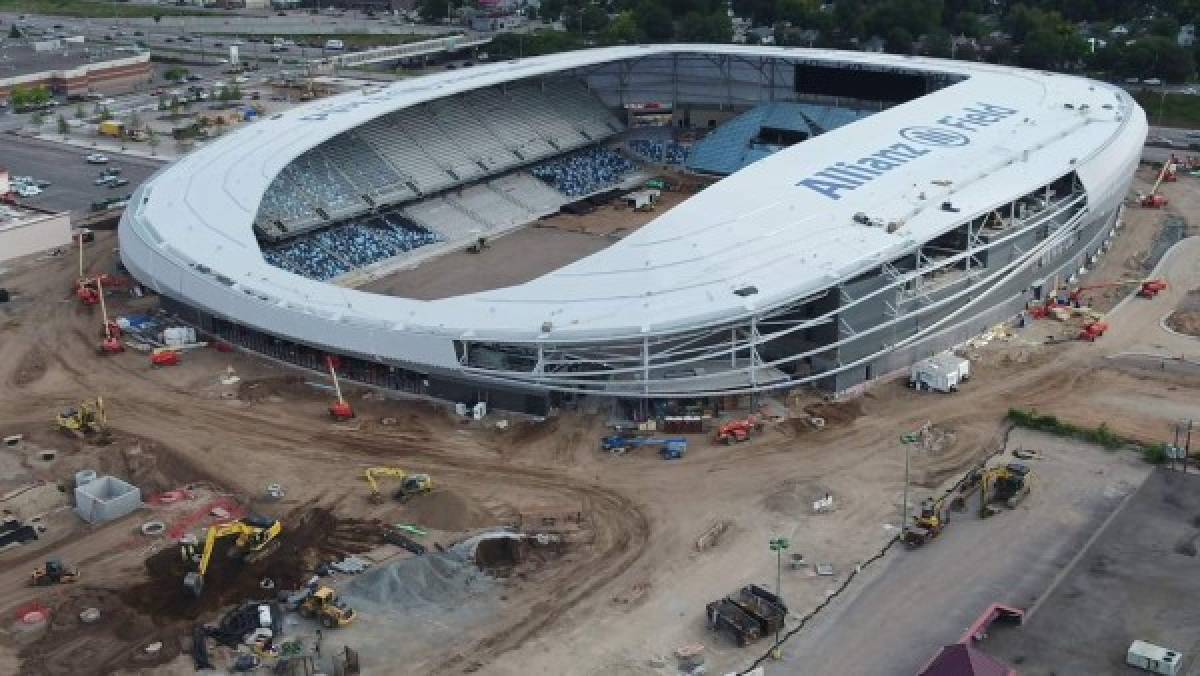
[[119, 45, 1147, 413]]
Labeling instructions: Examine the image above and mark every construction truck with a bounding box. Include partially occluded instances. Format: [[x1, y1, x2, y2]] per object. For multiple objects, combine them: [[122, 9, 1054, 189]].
[[901, 497, 949, 548], [1138, 279, 1168, 298], [298, 586, 356, 628], [56, 398, 107, 437], [600, 435, 688, 459], [715, 416, 761, 445], [181, 516, 282, 596], [31, 558, 79, 586], [363, 467, 433, 504], [980, 463, 1033, 518]]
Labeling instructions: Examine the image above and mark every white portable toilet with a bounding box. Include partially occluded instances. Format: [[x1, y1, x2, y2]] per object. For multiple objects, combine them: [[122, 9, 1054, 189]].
[[1127, 640, 1183, 676]]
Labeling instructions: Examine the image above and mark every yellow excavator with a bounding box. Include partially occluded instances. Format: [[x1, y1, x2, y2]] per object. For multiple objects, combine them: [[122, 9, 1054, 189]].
[[56, 398, 107, 437], [363, 467, 433, 504], [980, 463, 1034, 518], [180, 516, 282, 597]]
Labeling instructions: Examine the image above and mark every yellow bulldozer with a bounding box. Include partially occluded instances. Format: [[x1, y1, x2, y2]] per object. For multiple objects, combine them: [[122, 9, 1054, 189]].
[[56, 398, 107, 438], [363, 467, 433, 504], [180, 516, 282, 596]]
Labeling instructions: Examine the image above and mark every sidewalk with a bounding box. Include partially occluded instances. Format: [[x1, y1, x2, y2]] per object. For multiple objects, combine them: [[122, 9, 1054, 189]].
[[11, 130, 179, 163]]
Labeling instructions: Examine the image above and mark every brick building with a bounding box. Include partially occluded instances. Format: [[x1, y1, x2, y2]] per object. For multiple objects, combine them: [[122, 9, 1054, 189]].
[[0, 47, 152, 102]]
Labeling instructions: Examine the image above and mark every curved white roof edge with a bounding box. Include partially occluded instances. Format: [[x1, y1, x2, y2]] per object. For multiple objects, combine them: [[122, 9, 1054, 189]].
[[121, 44, 1147, 345]]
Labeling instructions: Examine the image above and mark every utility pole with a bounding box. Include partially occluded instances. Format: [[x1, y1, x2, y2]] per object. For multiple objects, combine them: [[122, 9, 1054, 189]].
[[768, 537, 789, 660]]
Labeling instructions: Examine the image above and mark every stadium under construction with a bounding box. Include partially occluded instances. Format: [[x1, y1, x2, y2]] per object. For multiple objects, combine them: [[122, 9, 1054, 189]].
[[119, 45, 1147, 413]]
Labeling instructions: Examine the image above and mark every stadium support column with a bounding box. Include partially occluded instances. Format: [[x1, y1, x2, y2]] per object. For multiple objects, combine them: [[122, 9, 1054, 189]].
[[642, 335, 650, 399]]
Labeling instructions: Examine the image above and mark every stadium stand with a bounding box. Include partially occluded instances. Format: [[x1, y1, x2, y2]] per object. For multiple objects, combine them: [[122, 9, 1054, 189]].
[[531, 147, 636, 198], [490, 172, 569, 215], [626, 138, 689, 164], [255, 79, 626, 241], [262, 212, 441, 281], [686, 102, 872, 175]]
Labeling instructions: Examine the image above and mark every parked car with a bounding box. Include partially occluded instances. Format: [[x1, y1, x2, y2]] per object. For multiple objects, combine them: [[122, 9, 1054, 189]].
[[186, 74, 204, 82], [14, 184, 41, 197], [1143, 78, 1163, 86], [100, 167, 121, 177], [85, 153, 110, 164], [107, 177, 130, 188]]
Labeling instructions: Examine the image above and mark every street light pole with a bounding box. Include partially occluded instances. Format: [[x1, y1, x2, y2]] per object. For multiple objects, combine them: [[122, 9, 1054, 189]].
[[768, 537, 790, 660], [899, 431, 920, 536]]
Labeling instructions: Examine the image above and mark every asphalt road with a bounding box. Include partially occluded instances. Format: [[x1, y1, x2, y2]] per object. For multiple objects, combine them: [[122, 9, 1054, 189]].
[[775, 428, 1152, 676], [2, 135, 163, 219]]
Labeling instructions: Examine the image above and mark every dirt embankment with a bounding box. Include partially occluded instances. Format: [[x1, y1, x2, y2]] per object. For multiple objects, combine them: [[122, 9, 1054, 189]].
[[1166, 288, 1200, 337]]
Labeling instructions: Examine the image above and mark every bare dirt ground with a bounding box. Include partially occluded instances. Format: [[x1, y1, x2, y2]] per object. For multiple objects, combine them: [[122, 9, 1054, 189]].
[[359, 180, 695, 300], [1166, 287, 1200, 336], [0, 172, 1196, 676]]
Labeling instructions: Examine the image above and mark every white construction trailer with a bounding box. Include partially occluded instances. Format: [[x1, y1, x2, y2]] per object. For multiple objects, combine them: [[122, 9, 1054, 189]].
[[909, 354, 970, 393]]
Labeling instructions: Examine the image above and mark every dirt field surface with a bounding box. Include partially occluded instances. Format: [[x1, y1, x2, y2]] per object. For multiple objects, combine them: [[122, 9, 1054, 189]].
[[359, 182, 694, 300], [986, 468, 1200, 675], [0, 171, 1196, 675]]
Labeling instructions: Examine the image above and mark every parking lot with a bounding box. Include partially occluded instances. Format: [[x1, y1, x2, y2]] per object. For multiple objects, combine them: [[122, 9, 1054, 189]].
[[2, 135, 163, 218]]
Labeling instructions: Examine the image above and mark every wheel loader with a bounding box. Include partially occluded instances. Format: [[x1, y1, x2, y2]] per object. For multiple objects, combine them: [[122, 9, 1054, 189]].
[[298, 586, 355, 628]]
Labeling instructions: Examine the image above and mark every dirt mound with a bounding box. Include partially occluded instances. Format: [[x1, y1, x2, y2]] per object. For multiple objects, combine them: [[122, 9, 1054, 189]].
[[78, 433, 227, 496], [18, 588, 183, 676], [123, 507, 384, 620], [804, 399, 864, 426], [11, 345, 47, 387], [497, 417, 562, 448], [402, 490, 495, 532], [1167, 309, 1200, 337]]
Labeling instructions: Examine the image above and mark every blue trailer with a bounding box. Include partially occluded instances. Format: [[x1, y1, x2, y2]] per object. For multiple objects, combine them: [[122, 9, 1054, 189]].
[[600, 435, 688, 459]]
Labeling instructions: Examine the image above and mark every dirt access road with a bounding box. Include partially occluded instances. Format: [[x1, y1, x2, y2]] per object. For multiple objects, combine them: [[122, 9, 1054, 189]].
[[0, 174, 1196, 675]]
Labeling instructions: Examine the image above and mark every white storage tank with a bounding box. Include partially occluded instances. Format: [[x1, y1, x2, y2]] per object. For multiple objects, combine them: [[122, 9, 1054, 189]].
[[1127, 640, 1182, 676]]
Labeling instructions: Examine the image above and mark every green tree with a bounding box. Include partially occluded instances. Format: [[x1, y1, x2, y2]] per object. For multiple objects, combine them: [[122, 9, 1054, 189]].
[[581, 4, 610, 32], [57, 114, 69, 137], [635, 0, 674, 41], [163, 66, 189, 82], [30, 110, 45, 127], [602, 11, 641, 43], [75, 104, 86, 120], [10, 85, 51, 111], [540, 0, 566, 21], [419, 0, 449, 21], [147, 128, 160, 155], [885, 26, 914, 54], [679, 11, 731, 42], [170, 96, 183, 116], [923, 28, 953, 57]]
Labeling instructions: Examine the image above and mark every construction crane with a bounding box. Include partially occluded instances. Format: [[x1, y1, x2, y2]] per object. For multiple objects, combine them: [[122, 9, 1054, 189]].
[[980, 463, 1034, 518], [326, 355, 354, 421], [56, 398, 107, 437], [181, 516, 282, 597], [362, 467, 433, 504], [901, 496, 949, 548]]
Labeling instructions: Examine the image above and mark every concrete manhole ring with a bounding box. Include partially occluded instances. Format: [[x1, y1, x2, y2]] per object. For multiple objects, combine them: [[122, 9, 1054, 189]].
[[140, 521, 166, 537], [79, 608, 101, 624]]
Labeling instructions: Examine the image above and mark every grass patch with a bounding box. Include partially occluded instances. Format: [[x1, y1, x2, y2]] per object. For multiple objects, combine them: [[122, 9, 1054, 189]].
[[1007, 408, 1167, 464], [1132, 89, 1200, 129], [0, 0, 207, 18]]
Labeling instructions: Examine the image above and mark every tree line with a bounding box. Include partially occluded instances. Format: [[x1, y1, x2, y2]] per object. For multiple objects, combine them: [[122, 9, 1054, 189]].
[[463, 0, 1200, 82]]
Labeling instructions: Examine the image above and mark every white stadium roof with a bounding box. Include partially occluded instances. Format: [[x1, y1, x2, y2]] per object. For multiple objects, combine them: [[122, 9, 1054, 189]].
[[128, 44, 1141, 342]]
